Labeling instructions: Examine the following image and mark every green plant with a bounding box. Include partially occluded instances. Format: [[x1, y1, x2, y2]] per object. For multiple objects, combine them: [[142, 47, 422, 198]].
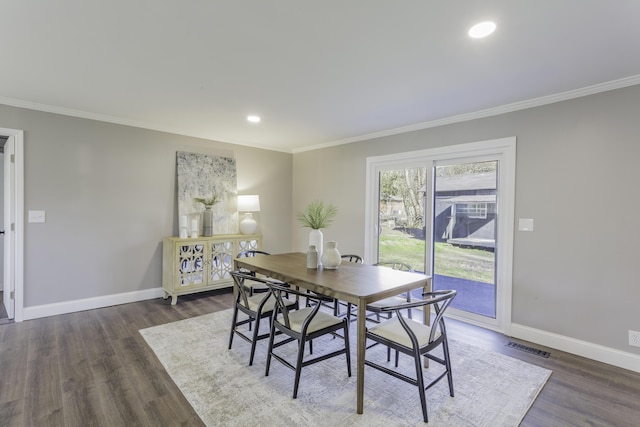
[[297, 200, 337, 230], [194, 194, 220, 207]]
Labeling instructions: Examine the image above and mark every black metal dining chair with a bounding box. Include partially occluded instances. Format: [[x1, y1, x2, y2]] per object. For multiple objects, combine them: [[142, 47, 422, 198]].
[[366, 261, 415, 321], [228, 271, 297, 366], [341, 254, 363, 263], [364, 289, 457, 423], [236, 250, 274, 295], [265, 282, 352, 398], [329, 254, 363, 319], [343, 261, 416, 326]]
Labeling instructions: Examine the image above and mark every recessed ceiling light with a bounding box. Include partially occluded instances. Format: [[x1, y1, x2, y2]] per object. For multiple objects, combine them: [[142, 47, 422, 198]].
[[468, 21, 496, 39], [247, 115, 261, 123]]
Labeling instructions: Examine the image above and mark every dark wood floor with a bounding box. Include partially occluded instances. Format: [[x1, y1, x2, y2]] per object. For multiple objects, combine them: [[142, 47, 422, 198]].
[[1, 288, 638, 426]]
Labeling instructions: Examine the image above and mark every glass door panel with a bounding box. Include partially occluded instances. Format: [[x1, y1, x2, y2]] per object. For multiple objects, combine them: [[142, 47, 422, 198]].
[[432, 161, 497, 318], [377, 168, 427, 273]]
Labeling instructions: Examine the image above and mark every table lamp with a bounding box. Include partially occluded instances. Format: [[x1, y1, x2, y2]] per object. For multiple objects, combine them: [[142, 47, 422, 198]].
[[238, 195, 260, 234]]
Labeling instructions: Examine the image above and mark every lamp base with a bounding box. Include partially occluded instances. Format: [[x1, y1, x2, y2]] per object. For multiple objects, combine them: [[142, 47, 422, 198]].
[[239, 212, 257, 234]]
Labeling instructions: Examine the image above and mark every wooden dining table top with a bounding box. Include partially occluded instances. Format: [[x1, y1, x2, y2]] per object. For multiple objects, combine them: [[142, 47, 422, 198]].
[[234, 252, 430, 305]]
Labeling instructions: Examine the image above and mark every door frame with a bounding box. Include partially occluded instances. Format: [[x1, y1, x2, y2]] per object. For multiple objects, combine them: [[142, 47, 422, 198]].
[[365, 137, 516, 334], [1, 127, 24, 322]]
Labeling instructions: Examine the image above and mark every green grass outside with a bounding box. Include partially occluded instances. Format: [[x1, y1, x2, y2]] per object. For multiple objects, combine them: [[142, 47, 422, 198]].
[[378, 228, 495, 284]]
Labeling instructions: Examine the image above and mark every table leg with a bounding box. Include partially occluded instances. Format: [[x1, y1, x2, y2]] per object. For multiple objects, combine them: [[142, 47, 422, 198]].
[[357, 301, 366, 414]]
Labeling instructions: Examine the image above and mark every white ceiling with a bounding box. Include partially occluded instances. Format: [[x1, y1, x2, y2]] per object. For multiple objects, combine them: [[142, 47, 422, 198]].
[[2, 1, 640, 153]]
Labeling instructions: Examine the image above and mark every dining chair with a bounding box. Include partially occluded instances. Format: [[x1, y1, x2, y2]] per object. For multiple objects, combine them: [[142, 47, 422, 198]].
[[265, 282, 352, 398], [228, 271, 298, 366], [375, 261, 412, 271], [364, 289, 457, 423], [341, 254, 363, 263], [363, 261, 420, 364], [341, 259, 415, 326], [330, 254, 363, 319], [366, 261, 415, 321], [307, 253, 363, 317], [236, 250, 278, 295]]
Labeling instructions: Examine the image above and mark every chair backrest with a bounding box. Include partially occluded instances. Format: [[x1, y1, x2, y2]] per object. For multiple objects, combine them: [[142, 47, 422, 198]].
[[379, 290, 457, 344], [237, 250, 272, 275], [375, 261, 413, 271], [341, 254, 363, 263], [237, 250, 271, 257], [230, 270, 273, 309]]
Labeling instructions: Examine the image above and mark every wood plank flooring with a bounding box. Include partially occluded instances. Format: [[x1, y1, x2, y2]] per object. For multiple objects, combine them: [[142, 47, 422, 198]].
[[1, 288, 638, 426]]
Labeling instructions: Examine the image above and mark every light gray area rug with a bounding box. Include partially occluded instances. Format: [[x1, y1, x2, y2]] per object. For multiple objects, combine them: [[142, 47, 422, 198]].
[[140, 309, 551, 426]]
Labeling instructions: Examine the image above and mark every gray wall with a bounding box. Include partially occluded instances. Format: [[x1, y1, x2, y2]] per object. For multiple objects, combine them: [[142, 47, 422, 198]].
[[292, 84, 640, 356], [0, 104, 292, 307]]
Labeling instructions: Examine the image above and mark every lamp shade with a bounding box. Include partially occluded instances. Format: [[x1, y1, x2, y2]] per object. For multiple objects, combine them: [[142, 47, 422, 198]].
[[238, 195, 260, 212]]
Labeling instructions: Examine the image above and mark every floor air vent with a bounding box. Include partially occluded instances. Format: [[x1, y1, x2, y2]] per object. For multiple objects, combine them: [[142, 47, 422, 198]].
[[506, 341, 550, 358]]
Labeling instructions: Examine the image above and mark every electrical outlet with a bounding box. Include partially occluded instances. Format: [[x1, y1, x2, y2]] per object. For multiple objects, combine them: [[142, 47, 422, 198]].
[[629, 330, 640, 347]]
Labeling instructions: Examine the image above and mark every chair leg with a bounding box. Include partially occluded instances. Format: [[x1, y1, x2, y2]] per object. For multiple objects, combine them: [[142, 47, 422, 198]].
[[265, 321, 277, 377], [413, 349, 429, 423], [293, 339, 306, 398], [249, 315, 261, 366], [442, 338, 455, 397], [228, 306, 239, 349], [332, 300, 339, 340], [343, 320, 352, 377]]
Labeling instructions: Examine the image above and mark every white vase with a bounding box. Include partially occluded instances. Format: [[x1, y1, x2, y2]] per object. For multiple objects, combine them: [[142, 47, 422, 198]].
[[321, 241, 342, 270], [309, 229, 323, 266], [306, 245, 318, 269]]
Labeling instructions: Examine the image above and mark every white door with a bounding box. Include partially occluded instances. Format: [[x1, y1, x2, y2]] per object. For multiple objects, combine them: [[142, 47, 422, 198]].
[[3, 136, 14, 319], [1, 128, 24, 321]]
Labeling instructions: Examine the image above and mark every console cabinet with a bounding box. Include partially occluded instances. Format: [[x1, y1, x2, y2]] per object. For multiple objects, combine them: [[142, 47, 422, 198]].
[[162, 234, 261, 304]]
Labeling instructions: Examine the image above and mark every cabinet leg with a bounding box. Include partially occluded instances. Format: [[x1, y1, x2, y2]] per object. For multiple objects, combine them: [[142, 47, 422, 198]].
[[171, 295, 178, 305], [163, 291, 169, 300]]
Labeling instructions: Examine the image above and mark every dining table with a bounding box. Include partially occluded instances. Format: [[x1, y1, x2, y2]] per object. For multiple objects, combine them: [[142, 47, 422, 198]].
[[234, 252, 432, 414]]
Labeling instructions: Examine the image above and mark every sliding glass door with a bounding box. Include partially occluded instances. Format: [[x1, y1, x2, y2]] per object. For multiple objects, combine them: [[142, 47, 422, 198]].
[[365, 138, 515, 332]]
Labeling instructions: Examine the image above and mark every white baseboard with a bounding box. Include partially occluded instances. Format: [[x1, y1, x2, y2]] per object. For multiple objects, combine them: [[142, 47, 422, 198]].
[[511, 323, 640, 374], [23, 287, 165, 320]]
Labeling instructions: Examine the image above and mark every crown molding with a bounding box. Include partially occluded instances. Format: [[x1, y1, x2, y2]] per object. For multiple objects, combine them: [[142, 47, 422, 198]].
[[292, 74, 640, 153], [0, 96, 293, 154]]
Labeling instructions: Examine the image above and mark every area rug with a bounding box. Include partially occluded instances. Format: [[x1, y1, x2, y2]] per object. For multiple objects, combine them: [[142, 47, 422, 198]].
[[140, 309, 551, 426]]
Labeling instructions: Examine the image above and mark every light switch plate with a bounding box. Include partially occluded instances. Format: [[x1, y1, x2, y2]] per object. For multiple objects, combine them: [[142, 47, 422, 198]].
[[518, 218, 534, 231], [28, 210, 46, 223]]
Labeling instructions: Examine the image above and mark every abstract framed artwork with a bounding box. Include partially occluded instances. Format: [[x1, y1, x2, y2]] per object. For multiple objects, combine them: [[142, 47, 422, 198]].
[[176, 151, 238, 235]]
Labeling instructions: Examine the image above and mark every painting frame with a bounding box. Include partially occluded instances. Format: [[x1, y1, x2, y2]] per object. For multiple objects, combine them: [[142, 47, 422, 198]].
[[176, 151, 238, 235]]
